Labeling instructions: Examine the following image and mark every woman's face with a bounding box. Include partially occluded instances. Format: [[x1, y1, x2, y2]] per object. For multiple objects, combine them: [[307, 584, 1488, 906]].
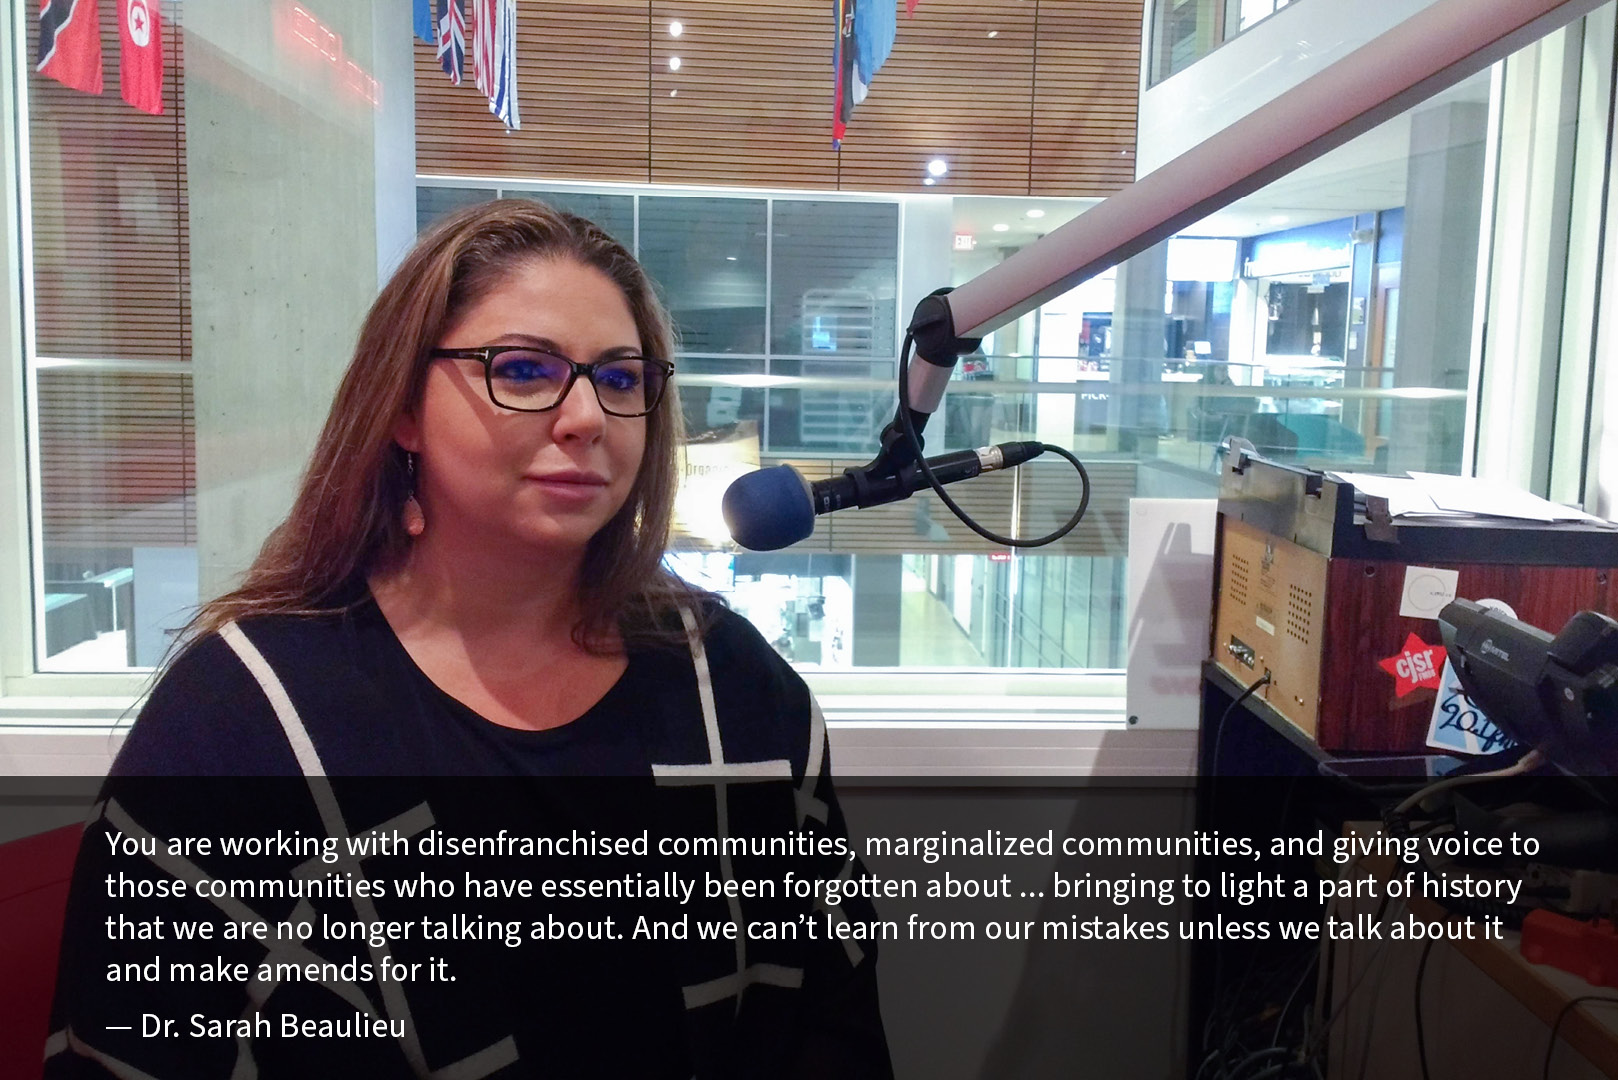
[[396, 258, 650, 558]]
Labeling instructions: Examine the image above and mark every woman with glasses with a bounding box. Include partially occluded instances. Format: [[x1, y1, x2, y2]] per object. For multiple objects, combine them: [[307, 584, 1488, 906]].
[[46, 200, 892, 1079]]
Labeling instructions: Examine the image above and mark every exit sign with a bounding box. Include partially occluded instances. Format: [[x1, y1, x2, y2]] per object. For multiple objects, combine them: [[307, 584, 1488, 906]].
[[953, 233, 976, 251]]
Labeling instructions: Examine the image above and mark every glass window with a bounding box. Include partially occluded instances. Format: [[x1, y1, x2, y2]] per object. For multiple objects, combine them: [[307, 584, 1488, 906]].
[[675, 357, 767, 443], [416, 187, 495, 231], [37, 368, 196, 669], [638, 196, 767, 354], [504, 189, 634, 249], [1149, 0, 1295, 84], [6, 4, 1612, 684], [770, 201, 898, 358]]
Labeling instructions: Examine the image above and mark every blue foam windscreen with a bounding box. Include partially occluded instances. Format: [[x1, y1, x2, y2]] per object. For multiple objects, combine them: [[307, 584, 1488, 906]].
[[722, 466, 815, 551]]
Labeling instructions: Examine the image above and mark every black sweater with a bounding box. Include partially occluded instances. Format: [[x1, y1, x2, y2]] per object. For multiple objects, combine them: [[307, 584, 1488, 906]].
[[45, 600, 892, 1079]]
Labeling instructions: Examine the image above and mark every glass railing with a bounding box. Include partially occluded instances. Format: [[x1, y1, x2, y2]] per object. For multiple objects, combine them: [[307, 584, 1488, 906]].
[[677, 353, 1466, 473]]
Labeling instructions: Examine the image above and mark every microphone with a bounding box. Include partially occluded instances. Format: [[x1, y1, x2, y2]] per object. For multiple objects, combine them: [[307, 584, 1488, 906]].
[[722, 442, 1045, 551]]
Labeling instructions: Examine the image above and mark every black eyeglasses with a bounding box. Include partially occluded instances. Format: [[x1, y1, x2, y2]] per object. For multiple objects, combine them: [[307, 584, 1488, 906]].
[[429, 346, 674, 417]]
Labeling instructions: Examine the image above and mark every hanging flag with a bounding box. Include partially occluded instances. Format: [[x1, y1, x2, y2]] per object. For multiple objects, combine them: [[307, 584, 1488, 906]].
[[38, 0, 103, 95], [436, 0, 466, 85], [471, 0, 494, 96], [853, 0, 896, 97], [831, 0, 855, 148], [906, 0, 919, 13], [472, 0, 517, 129], [487, 0, 519, 129], [833, 0, 898, 148], [413, 0, 435, 44], [119, 0, 162, 114]]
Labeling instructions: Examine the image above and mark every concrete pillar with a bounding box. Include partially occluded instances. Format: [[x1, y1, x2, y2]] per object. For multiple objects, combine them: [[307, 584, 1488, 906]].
[[1107, 242, 1169, 455], [1386, 100, 1489, 476], [186, 1, 416, 596], [851, 554, 902, 666]]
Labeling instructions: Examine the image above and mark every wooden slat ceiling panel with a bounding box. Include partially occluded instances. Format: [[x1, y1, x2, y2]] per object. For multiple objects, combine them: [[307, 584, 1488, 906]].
[[38, 370, 195, 548], [1030, 0, 1143, 197], [825, 0, 1040, 194], [648, 0, 839, 188], [27, 7, 189, 363], [415, 2, 649, 182], [416, 0, 1140, 196]]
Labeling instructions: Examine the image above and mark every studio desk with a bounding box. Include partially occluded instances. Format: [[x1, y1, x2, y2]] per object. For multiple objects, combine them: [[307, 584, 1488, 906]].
[[1190, 453, 1618, 1075]]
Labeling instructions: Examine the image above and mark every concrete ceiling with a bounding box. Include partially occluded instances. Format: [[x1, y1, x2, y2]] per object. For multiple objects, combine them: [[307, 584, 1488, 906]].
[[950, 67, 1492, 248]]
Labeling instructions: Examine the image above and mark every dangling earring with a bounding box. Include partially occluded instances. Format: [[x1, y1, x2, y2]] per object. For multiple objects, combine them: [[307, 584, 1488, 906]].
[[403, 452, 426, 537]]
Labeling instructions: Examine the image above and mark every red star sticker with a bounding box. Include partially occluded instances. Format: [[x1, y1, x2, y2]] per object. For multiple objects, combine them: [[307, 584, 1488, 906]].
[[1378, 633, 1447, 697]]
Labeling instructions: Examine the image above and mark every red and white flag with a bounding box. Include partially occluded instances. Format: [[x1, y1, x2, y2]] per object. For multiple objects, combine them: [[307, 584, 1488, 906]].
[[119, 0, 162, 114], [471, 0, 494, 96], [37, 0, 103, 95]]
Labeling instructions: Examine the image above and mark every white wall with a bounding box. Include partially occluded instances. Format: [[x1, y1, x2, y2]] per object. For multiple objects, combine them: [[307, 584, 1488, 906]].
[[1135, 0, 1443, 175]]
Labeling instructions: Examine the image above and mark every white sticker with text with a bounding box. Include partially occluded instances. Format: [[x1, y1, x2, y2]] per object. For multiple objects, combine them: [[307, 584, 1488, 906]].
[[1400, 566, 1460, 619]]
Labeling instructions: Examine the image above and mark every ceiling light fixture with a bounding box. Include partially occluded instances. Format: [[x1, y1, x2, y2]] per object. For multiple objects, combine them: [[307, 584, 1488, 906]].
[[927, 158, 948, 177], [992, 223, 1010, 232], [1025, 208, 1045, 219], [669, 20, 684, 36], [923, 177, 937, 186], [987, 30, 999, 38], [668, 56, 682, 71]]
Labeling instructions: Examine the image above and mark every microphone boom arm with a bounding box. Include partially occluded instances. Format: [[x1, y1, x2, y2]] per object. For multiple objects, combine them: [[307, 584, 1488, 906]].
[[908, 0, 1603, 350]]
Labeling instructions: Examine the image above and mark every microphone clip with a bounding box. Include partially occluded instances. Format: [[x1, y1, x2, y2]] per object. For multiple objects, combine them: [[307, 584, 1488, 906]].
[[863, 287, 985, 481], [864, 411, 930, 480], [908, 287, 983, 370]]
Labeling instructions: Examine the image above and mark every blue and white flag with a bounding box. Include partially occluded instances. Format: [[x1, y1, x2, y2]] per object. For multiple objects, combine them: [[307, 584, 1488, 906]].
[[853, 0, 895, 92], [436, 0, 465, 84], [413, 0, 434, 44], [471, 0, 518, 128]]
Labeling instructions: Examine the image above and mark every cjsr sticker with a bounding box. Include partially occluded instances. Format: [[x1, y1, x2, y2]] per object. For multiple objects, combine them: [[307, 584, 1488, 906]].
[[1378, 633, 1447, 697]]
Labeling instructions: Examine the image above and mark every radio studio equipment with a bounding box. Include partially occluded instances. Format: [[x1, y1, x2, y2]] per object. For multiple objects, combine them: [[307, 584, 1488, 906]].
[[721, 442, 1048, 552], [1211, 449, 1618, 753], [1439, 599, 1618, 774]]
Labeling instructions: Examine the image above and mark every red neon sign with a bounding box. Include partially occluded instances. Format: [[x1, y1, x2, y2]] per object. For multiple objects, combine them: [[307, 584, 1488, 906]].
[[286, 4, 383, 109]]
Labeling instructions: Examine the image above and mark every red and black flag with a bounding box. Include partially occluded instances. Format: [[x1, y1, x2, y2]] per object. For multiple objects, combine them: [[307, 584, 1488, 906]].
[[832, 0, 857, 148], [119, 0, 163, 114], [38, 0, 103, 95]]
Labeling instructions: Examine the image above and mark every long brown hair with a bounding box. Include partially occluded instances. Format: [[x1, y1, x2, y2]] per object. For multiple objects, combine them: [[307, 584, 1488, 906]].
[[182, 198, 704, 653]]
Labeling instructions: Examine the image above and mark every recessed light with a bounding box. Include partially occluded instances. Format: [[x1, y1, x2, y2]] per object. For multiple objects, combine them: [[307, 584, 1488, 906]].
[[987, 30, 998, 37], [668, 56, 682, 71], [725, 255, 737, 261], [1025, 208, 1045, 219], [923, 177, 937, 186], [992, 223, 1010, 232], [927, 158, 948, 177], [669, 89, 678, 97], [669, 20, 684, 36], [1269, 215, 1289, 225]]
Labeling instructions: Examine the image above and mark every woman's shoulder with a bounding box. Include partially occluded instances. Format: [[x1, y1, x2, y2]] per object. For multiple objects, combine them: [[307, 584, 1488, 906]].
[[688, 600, 797, 680], [112, 610, 360, 777]]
